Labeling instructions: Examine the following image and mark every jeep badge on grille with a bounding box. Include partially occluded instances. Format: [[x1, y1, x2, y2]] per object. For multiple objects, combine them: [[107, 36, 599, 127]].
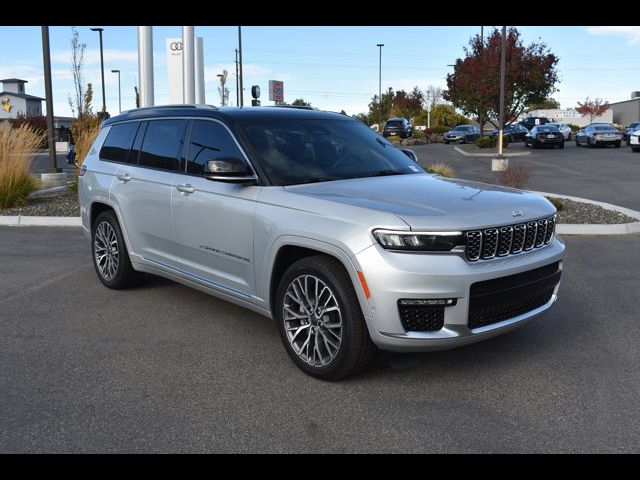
[[512, 211, 525, 217]]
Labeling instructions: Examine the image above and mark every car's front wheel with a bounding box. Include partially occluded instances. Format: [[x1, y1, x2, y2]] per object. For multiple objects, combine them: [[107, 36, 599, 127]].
[[615, 141, 621, 148], [275, 255, 376, 380], [92, 210, 144, 289]]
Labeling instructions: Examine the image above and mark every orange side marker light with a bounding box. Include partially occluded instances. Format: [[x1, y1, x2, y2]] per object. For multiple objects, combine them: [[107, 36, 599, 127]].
[[357, 271, 371, 299]]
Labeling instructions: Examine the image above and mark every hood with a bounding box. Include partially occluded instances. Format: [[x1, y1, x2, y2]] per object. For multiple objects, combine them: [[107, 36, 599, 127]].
[[284, 174, 555, 230]]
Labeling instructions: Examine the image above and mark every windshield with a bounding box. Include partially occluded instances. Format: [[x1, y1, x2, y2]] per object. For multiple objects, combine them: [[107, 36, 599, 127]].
[[385, 120, 404, 127], [593, 125, 614, 131], [240, 118, 425, 186], [452, 126, 468, 131]]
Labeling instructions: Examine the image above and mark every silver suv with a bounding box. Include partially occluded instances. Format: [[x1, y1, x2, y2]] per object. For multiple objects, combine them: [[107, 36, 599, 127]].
[[79, 105, 565, 379]]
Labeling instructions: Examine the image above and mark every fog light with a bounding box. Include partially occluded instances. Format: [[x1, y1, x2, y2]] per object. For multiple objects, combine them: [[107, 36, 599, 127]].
[[398, 298, 457, 306]]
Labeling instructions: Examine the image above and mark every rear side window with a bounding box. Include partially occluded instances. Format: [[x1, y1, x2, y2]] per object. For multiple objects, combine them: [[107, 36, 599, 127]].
[[139, 119, 187, 171], [185, 120, 245, 175], [99, 122, 139, 163]]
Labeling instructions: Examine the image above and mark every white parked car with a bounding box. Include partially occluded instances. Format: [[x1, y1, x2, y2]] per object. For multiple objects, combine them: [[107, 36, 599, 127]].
[[629, 129, 640, 152], [555, 124, 573, 141]]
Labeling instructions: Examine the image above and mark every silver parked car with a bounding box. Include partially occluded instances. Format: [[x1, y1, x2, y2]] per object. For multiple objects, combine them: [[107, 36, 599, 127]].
[[443, 125, 481, 144], [555, 124, 573, 141], [79, 106, 565, 380], [575, 123, 623, 148]]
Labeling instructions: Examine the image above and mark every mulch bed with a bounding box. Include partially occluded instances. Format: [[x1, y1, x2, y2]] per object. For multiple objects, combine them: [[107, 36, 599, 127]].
[[0, 191, 80, 217], [550, 197, 637, 225]]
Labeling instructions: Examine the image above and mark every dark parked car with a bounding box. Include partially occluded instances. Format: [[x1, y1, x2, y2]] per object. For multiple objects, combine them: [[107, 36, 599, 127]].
[[623, 122, 640, 144], [382, 118, 412, 139], [443, 125, 480, 144], [519, 117, 550, 131], [575, 124, 622, 148], [488, 123, 530, 142], [524, 124, 565, 149]]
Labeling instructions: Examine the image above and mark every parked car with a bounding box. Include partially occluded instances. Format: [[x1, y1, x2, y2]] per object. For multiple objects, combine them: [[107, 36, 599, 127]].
[[382, 117, 412, 139], [519, 116, 550, 130], [78, 105, 564, 380], [628, 128, 640, 152], [443, 125, 481, 144], [524, 124, 565, 149], [555, 124, 573, 141], [623, 122, 640, 144], [488, 123, 529, 142], [575, 124, 622, 148]]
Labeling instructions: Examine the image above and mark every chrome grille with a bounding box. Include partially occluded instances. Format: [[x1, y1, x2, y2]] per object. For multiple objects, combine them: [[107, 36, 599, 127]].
[[465, 215, 556, 262]]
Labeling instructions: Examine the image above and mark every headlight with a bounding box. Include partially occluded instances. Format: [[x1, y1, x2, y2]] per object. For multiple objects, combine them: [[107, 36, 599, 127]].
[[372, 229, 463, 251]]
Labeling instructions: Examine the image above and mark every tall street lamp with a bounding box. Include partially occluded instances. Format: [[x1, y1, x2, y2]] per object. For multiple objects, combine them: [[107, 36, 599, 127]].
[[498, 25, 507, 157], [90, 27, 106, 114], [111, 69, 121, 114], [377, 43, 384, 130]]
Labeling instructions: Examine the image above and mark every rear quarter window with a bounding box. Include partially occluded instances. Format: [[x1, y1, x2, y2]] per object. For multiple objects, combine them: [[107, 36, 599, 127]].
[[99, 122, 140, 163]]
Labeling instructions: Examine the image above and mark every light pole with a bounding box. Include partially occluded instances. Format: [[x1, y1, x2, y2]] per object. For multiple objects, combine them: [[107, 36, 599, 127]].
[[377, 43, 384, 130], [238, 26, 244, 107], [90, 27, 106, 113], [111, 69, 121, 114], [217, 71, 228, 106], [498, 25, 507, 157], [235, 49, 240, 106], [41, 26, 60, 173]]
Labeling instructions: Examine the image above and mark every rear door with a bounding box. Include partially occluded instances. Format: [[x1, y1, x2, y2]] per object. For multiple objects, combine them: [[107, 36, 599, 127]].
[[109, 118, 188, 268]]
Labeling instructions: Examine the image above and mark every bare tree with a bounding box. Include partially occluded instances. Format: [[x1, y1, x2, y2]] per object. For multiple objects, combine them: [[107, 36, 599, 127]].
[[67, 27, 87, 118], [424, 85, 443, 110]]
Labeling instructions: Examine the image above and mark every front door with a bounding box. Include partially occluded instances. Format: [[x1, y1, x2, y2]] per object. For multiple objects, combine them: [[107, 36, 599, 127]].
[[171, 119, 260, 300]]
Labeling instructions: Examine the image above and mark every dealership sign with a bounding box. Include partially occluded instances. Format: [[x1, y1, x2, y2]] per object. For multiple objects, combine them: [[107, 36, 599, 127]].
[[269, 80, 284, 102]]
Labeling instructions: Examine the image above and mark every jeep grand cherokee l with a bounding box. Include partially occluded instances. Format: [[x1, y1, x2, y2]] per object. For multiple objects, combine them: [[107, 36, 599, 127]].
[[79, 105, 564, 380]]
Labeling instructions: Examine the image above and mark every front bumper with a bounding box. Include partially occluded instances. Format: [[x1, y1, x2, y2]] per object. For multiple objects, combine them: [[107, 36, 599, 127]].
[[355, 237, 565, 352]]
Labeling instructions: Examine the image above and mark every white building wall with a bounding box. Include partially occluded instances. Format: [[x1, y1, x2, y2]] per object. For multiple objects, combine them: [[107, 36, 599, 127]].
[[523, 108, 613, 127]]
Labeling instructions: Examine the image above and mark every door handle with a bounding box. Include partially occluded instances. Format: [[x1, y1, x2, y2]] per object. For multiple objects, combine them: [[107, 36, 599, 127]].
[[176, 184, 196, 194], [117, 173, 132, 183]]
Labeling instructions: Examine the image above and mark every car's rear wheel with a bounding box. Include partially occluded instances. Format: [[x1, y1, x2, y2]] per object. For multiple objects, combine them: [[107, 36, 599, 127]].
[[587, 137, 593, 148], [559, 141, 565, 149], [275, 255, 376, 380], [615, 141, 621, 148], [632, 146, 640, 152], [532, 141, 538, 149], [92, 210, 144, 289]]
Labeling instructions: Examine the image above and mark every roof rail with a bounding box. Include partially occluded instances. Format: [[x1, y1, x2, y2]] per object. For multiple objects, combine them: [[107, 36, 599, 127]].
[[121, 104, 218, 114]]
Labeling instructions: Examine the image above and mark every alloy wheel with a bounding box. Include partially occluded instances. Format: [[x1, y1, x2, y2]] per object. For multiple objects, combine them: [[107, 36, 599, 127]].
[[282, 274, 343, 367], [94, 221, 119, 281]]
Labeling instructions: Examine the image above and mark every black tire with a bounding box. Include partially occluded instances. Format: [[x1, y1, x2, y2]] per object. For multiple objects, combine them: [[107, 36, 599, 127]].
[[275, 255, 376, 380], [587, 137, 593, 148], [615, 141, 621, 148], [444, 141, 449, 144], [632, 146, 640, 153], [532, 141, 538, 149], [559, 141, 565, 149], [91, 210, 144, 289]]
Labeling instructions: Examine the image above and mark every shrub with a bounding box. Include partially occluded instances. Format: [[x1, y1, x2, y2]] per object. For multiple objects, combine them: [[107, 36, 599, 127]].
[[475, 135, 510, 149], [498, 164, 531, 189], [427, 163, 455, 178], [475, 137, 494, 148], [412, 129, 425, 139], [431, 125, 449, 135], [567, 124, 580, 132], [545, 196, 564, 212], [0, 123, 44, 208], [70, 115, 101, 167]]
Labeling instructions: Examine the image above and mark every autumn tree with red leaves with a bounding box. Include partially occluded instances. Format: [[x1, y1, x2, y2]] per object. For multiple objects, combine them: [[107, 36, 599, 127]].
[[576, 97, 610, 123], [444, 27, 559, 136]]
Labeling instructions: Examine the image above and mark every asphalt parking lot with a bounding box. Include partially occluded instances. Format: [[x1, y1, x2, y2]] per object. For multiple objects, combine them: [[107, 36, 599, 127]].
[[1, 226, 639, 453], [414, 140, 640, 211]]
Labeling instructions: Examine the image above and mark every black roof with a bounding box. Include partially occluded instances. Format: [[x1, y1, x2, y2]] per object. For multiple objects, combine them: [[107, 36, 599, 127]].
[[0, 78, 27, 83], [0, 91, 45, 101], [103, 105, 349, 127]]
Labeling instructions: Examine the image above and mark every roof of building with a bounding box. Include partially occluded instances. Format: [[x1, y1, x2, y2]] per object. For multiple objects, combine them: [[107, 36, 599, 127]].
[[104, 105, 348, 127], [0, 91, 45, 101], [0, 78, 28, 83], [609, 97, 640, 106]]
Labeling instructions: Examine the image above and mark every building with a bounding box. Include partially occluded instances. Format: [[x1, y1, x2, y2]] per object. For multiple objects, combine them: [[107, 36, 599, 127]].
[[610, 92, 640, 127], [0, 78, 44, 119], [521, 108, 613, 128]]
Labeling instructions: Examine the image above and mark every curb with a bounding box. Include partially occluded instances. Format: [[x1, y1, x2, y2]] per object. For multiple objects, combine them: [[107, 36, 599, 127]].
[[0, 216, 81, 227], [454, 146, 531, 157], [528, 190, 640, 235]]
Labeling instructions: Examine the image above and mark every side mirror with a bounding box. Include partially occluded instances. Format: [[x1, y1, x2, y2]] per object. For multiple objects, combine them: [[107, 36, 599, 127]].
[[204, 157, 258, 185], [401, 148, 418, 162]]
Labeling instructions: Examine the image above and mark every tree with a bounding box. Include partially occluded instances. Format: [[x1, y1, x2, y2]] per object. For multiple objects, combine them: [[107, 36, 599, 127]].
[[424, 85, 444, 111], [526, 97, 560, 112], [390, 87, 424, 121], [67, 26, 87, 118], [292, 98, 312, 107], [217, 70, 229, 106], [445, 27, 559, 136], [368, 87, 395, 126], [576, 97, 610, 123], [429, 104, 470, 127]]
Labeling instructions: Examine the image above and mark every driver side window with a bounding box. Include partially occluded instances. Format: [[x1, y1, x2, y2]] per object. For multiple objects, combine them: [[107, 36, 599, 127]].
[[185, 120, 246, 175]]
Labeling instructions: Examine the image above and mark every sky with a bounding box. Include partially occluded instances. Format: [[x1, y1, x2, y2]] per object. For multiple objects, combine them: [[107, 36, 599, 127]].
[[1, 25, 640, 118]]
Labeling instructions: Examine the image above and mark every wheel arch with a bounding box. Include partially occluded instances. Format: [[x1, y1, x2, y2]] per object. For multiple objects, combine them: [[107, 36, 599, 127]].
[[266, 237, 372, 320]]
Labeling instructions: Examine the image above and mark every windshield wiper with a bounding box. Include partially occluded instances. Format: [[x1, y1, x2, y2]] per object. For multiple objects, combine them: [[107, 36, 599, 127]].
[[373, 170, 406, 177]]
